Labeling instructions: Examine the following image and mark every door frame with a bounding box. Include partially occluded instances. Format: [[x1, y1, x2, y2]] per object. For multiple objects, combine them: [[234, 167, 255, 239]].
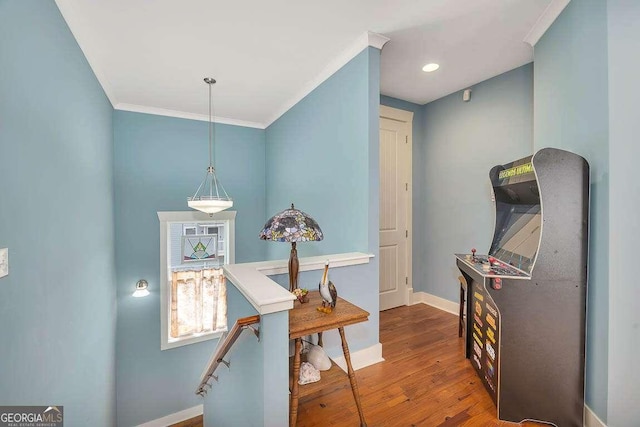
[[379, 105, 413, 307]]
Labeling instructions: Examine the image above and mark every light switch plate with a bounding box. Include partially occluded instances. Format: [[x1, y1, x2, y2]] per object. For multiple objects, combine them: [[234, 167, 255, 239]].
[[0, 248, 8, 278]]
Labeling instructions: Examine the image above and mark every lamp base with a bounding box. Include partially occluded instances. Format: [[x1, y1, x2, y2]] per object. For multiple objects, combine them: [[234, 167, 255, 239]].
[[289, 242, 299, 292]]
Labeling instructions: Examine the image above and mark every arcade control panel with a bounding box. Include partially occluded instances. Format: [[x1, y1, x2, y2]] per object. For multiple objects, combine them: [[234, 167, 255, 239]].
[[455, 250, 530, 281]]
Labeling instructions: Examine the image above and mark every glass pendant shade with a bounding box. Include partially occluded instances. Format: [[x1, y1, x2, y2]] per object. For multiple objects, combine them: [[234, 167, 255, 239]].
[[188, 167, 233, 214], [188, 199, 233, 215], [188, 78, 232, 215]]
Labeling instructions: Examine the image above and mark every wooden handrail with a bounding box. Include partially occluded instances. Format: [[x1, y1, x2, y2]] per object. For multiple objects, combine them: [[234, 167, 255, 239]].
[[196, 314, 261, 396]]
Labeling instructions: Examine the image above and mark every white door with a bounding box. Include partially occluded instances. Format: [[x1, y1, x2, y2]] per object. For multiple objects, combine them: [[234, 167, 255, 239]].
[[379, 106, 412, 311]]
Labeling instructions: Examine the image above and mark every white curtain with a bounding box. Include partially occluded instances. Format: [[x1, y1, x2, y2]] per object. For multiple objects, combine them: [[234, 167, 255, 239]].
[[170, 268, 227, 338]]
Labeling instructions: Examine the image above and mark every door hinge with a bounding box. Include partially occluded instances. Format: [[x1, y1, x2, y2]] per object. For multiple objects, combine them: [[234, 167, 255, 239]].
[[405, 277, 408, 284], [405, 230, 408, 238], [405, 182, 408, 191], [405, 135, 408, 144]]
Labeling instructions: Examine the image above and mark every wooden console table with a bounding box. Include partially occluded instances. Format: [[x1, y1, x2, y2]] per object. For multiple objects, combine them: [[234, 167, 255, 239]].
[[289, 291, 369, 427]]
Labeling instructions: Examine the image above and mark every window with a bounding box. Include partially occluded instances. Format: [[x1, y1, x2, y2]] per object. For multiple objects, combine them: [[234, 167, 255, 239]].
[[158, 211, 236, 350]]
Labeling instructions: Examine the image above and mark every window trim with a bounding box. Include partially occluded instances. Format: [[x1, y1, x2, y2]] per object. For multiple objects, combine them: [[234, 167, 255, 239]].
[[158, 210, 236, 350]]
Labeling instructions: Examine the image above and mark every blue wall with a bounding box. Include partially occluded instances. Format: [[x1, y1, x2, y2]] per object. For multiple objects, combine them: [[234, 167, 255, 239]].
[[113, 111, 267, 425], [259, 309, 289, 427], [264, 47, 381, 353], [203, 283, 289, 427], [533, 0, 609, 420], [0, 1, 116, 425], [418, 64, 533, 299], [203, 283, 263, 427], [265, 48, 376, 260], [607, 1, 640, 425]]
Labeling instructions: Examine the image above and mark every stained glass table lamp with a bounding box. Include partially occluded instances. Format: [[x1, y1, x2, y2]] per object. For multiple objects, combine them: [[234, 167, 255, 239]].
[[259, 204, 323, 292]]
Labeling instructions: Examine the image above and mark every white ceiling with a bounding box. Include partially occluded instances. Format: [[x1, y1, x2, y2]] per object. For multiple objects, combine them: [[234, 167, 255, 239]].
[[55, 0, 554, 128]]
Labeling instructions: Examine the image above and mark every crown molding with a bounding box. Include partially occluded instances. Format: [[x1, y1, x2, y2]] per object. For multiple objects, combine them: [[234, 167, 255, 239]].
[[263, 31, 390, 128], [56, 2, 390, 132], [115, 103, 266, 129], [367, 31, 391, 50], [55, 0, 117, 107], [523, 0, 571, 47]]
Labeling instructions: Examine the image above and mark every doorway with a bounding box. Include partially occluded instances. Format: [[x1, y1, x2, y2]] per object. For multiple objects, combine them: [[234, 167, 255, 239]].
[[379, 105, 413, 311]]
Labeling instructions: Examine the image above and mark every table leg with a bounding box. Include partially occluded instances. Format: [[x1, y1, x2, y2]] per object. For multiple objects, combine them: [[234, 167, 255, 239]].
[[290, 338, 302, 427], [338, 327, 367, 427], [317, 331, 323, 347]]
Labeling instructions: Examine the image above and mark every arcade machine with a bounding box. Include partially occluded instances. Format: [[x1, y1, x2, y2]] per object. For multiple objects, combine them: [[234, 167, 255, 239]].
[[455, 147, 589, 427]]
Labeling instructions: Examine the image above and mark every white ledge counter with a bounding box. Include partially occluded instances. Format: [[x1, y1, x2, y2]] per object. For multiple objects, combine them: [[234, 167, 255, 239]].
[[223, 252, 374, 315]]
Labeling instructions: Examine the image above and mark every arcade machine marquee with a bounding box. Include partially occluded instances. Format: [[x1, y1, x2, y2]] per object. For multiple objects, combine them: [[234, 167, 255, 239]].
[[455, 147, 589, 427]]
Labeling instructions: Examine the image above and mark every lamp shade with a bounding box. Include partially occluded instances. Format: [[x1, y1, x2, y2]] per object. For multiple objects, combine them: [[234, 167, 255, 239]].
[[259, 204, 323, 292], [259, 204, 323, 242]]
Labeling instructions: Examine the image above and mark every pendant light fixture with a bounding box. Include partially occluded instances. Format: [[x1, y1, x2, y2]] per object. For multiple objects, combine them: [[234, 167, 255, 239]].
[[188, 77, 233, 215]]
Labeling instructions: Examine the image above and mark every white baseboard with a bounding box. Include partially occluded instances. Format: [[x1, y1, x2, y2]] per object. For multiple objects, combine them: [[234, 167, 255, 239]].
[[585, 405, 607, 427], [410, 291, 459, 316], [136, 404, 203, 427], [331, 342, 384, 372]]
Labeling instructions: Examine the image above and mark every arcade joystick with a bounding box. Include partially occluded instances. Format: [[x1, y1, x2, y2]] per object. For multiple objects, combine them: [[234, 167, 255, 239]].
[[471, 248, 477, 261]]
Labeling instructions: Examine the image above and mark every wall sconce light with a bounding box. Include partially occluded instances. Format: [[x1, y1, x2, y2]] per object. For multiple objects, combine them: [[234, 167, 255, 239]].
[[133, 279, 150, 298]]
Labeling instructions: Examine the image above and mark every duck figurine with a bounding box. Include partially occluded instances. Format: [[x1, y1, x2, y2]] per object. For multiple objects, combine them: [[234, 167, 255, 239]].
[[317, 261, 337, 313]]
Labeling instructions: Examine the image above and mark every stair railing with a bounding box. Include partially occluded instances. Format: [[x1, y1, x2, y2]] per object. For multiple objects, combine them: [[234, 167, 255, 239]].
[[196, 314, 261, 396]]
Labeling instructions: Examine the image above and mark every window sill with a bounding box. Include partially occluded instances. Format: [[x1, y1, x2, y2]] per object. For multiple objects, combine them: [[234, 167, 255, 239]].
[[162, 328, 228, 351]]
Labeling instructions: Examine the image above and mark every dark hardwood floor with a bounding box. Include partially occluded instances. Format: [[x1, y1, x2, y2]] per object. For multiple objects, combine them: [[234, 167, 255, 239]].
[[296, 303, 545, 427], [174, 304, 545, 426], [169, 414, 203, 427]]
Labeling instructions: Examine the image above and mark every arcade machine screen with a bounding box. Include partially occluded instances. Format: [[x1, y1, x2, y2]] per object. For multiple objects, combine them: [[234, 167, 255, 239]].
[[489, 195, 541, 274]]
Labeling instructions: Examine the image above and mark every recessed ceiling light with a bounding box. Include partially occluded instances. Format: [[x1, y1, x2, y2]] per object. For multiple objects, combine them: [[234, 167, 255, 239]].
[[422, 63, 440, 72]]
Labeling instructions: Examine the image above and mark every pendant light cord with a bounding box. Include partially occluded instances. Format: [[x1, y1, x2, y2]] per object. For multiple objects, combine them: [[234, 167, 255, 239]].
[[208, 81, 214, 169]]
